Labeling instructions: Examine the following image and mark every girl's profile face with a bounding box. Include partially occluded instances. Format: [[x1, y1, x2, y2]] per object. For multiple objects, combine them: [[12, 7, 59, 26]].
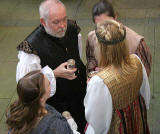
[[42, 76, 51, 102]]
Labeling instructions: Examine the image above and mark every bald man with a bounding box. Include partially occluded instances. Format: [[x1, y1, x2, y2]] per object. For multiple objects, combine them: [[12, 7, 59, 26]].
[[16, 0, 86, 132]]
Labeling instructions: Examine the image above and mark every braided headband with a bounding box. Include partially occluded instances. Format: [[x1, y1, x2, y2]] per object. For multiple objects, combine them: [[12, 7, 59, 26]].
[[95, 26, 126, 45]]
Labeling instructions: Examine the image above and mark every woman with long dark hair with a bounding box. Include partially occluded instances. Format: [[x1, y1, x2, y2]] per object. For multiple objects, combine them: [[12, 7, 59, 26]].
[[84, 19, 150, 134], [6, 67, 78, 134]]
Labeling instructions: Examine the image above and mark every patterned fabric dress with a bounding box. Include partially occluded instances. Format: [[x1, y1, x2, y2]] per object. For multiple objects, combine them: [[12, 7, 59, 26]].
[[96, 55, 150, 134]]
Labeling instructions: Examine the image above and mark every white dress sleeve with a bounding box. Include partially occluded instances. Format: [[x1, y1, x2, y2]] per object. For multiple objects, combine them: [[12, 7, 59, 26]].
[[134, 54, 150, 110], [16, 51, 56, 97], [41, 66, 56, 97], [139, 62, 150, 110], [16, 51, 42, 82], [84, 75, 112, 134], [78, 33, 82, 58], [72, 130, 81, 134]]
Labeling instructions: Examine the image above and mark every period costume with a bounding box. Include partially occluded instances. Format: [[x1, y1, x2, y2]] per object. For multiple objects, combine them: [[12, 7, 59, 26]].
[[16, 20, 87, 132], [86, 26, 152, 76], [84, 54, 150, 134], [30, 104, 73, 134]]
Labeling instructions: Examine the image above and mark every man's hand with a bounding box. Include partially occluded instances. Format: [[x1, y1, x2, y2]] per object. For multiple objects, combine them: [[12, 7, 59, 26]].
[[53, 62, 77, 80]]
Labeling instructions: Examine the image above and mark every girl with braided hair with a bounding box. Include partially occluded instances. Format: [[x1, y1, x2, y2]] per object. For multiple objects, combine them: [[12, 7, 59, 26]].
[[84, 20, 150, 134]]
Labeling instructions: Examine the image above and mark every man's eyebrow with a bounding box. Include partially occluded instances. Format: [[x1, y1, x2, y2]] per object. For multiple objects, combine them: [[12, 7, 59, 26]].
[[52, 16, 67, 22]]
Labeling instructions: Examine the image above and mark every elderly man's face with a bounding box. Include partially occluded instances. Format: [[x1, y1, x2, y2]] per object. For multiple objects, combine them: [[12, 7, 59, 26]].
[[45, 4, 67, 38]]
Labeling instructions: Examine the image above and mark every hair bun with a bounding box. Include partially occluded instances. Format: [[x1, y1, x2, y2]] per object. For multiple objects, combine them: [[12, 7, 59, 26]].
[[95, 19, 126, 45]]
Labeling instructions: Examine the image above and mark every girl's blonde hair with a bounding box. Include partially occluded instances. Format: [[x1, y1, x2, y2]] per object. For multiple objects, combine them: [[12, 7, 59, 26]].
[[95, 19, 130, 68]]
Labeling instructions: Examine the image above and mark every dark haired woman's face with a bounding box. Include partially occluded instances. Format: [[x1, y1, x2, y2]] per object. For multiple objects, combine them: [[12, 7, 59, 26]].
[[94, 13, 114, 24]]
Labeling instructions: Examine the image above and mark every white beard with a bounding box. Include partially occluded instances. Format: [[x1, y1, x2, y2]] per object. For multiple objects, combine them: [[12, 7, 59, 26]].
[[44, 24, 67, 38]]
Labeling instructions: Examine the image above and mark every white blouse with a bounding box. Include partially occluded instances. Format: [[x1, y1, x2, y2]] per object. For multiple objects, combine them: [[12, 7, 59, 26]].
[[16, 53, 56, 97], [84, 55, 150, 134], [41, 66, 56, 97]]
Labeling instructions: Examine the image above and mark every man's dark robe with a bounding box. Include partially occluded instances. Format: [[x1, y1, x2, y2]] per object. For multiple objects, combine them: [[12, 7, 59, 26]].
[[17, 20, 87, 133]]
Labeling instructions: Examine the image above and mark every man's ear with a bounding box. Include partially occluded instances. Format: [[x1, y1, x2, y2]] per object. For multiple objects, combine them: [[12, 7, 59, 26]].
[[40, 18, 46, 27]]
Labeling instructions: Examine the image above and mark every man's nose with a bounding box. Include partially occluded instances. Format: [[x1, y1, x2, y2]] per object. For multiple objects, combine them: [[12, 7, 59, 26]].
[[59, 21, 66, 28]]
